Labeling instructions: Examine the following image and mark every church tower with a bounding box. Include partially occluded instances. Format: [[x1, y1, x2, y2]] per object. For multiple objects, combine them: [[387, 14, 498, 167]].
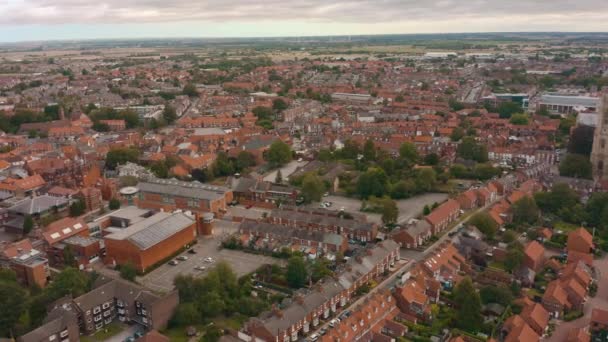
[[591, 92, 608, 181]]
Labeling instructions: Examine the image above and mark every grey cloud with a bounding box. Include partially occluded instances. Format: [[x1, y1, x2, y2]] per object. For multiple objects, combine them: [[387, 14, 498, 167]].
[[1, 0, 607, 25]]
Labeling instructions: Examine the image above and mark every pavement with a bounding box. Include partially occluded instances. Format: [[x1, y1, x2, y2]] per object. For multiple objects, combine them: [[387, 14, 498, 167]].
[[547, 255, 608, 342], [263, 160, 308, 182], [139, 219, 282, 293], [309, 193, 449, 225]]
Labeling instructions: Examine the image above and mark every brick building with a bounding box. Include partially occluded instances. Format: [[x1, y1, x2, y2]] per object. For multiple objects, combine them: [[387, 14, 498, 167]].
[[135, 178, 233, 216], [104, 212, 196, 272], [0, 239, 50, 288]]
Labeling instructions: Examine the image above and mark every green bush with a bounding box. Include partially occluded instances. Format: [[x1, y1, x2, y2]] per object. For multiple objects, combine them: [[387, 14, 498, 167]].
[[564, 310, 583, 321]]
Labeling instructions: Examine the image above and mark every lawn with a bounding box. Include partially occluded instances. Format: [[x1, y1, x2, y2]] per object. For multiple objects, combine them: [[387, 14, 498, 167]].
[[81, 322, 124, 342], [553, 221, 579, 233], [488, 261, 506, 271]]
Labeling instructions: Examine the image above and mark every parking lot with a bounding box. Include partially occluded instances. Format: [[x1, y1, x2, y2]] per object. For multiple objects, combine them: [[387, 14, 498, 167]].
[[139, 220, 282, 293], [311, 193, 448, 225]]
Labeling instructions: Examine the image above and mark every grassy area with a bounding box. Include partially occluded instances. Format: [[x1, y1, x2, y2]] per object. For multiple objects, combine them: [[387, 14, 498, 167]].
[[488, 261, 506, 271], [553, 221, 579, 233], [81, 322, 125, 342]]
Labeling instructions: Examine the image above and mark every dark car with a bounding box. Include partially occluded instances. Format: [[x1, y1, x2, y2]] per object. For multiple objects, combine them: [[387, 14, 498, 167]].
[[188, 249, 197, 254]]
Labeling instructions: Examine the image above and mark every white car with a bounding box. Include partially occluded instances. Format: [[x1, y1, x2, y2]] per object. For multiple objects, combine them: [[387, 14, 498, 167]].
[[205, 257, 214, 263], [309, 334, 319, 341], [195, 265, 206, 271], [177, 256, 188, 261]]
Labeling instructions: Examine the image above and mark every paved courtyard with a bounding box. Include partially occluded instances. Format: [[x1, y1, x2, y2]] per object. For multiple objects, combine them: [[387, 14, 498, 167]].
[[311, 193, 448, 225], [139, 219, 281, 293]]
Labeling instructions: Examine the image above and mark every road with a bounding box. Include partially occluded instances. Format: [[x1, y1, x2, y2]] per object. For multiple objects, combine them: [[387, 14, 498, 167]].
[[263, 160, 308, 182]]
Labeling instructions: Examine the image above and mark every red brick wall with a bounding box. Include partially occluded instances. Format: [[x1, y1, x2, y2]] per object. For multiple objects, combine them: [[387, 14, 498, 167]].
[[105, 223, 197, 272]]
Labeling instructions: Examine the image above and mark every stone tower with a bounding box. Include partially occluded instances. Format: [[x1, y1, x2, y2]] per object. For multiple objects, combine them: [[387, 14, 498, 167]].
[[591, 92, 608, 180]]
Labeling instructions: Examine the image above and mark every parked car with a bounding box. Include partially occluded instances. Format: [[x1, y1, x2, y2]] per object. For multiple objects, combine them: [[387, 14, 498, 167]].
[[188, 249, 197, 254], [309, 333, 319, 341], [168, 260, 178, 266], [177, 256, 188, 261], [323, 201, 332, 207], [195, 265, 206, 271]]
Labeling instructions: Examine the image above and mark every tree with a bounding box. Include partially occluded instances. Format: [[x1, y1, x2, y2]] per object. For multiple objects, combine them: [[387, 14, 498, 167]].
[[356, 168, 389, 199], [286, 256, 308, 288], [450, 127, 465, 141], [423, 205, 431, 216], [272, 98, 288, 112], [479, 285, 513, 306], [301, 173, 325, 203], [163, 105, 178, 124], [151, 160, 170, 178], [497, 101, 521, 118], [212, 152, 235, 177], [109, 198, 121, 210], [236, 151, 256, 171], [457, 136, 488, 162], [173, 303, 201, 326], [266, 140, 292, 167], [105, 147, 139, 170], [512, 196, 540, 225], [399, 142, 419, 165], [509, 113, 529, 125], [424, 153, 440, 166], [252, 106, 273, 121], [311, 259, 333, 282], [381, 199, 399, 225], [452, 277, 483, 332], [63, 245, 77, 268], [119, 262, 137, 282], [415, 168, 437, 192], [504, 247, 524, 273], [69, 200, 86, 217], [559, 153, 592, 179], [470, 212, 498, 239], [183, 83, 199, 97], [23, 214, 34, 236], [275, 169, 283, 184], [47, 267, 90, 300], [0, 279, 27, 338], [363, 139, 376, 161], [568, 125, 594, 156]]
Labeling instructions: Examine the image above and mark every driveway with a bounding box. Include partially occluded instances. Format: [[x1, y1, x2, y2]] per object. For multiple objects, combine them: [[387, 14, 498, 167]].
[[263, 160, 308, 182], [309, 193, 449, 225], [547, 255, 608, 342]]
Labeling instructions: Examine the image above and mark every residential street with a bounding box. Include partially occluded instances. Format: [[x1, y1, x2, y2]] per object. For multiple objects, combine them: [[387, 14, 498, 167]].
[[548, 255, 608, 342]]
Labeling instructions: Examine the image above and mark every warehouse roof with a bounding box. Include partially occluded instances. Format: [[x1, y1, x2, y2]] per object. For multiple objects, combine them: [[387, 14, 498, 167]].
[[138, 178, 230, 201], [105, 212, 195, 250]]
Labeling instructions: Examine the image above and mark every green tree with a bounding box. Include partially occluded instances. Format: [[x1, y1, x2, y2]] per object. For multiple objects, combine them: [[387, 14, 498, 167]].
[[252, 106, 273, 121], [497, 101, 521, 119], [173, 303, 201, 326], [266, 140, 292, 167], [272, 98, 288, 112], [183, 83, 199, 97], [559, 153, 592, 179], [105, 147, 140, 170], [212, 152, 235, 177], [286, 255, 308, 288], [470, 212, 498, 239], [109, 198, 121, 210], [69, 200, 86, 217], [504, 247, 524, 273], [163, 105, 178, 124], [424, 153, 440, 166], [301, 173, 325, 203], [512, 196, 539, 225], [509, 113, 529, 125], [311, 259, 333, 282], [119, 262, 137, 282], [457, 136, 488, 162], [0, 279, 27, 338], [356, 168, 389, 199], [453, 277, 483, 332], [399, 142, 419, 165], [275, 169, 283, 184], [151, 160, 170, 178], [236, 151, 256, 171], [479, 285, 513, 306], [450, 127, 465, 141], [47, 268, 90, 300], [63, 245, 77, 267], [423, 205, 431, 216], [381, 199, 399, 225], [415, 168, 437, 192], [23, 214, 34, 235], [363, 139, 376, 161]]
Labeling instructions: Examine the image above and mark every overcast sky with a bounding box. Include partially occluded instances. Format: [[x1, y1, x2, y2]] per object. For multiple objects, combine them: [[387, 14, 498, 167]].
[[1, 0, 608, 42]]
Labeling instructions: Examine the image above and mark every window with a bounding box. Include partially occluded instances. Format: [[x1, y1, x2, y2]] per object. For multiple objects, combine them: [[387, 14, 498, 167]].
[[60, 330, 68, 338], [48, 335, 57, 341], [93, 307, 101, 314], [188, 199, 199, 207], [95, 323, 103, 330], [142, 317, 148, 324], [94, 315, 102, 322], [141, 309, 147, 316], [104, 318, 112, 324], [102, 302, 110, 309], [116, 300, 124, 307], [103, 310, 111, 317]]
